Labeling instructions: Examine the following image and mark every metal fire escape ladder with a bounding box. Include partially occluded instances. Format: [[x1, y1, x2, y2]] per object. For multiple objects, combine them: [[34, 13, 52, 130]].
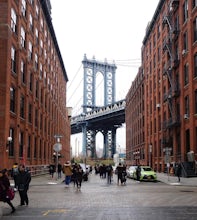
[[162, 4, 180, 129]]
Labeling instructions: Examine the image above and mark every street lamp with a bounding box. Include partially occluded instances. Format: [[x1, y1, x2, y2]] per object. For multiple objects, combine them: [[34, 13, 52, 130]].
[[6, 136, 12, 152], [149, 144, 152, 167], [163, 147, 172, 181], [53, 135, 62, 180]]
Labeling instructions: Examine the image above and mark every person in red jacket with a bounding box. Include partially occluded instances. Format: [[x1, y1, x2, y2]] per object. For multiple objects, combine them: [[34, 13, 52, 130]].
[[0, 169, 16, 213]]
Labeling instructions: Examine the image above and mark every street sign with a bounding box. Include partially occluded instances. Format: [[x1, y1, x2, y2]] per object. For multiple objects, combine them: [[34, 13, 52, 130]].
[[53, 143, 62, 152]]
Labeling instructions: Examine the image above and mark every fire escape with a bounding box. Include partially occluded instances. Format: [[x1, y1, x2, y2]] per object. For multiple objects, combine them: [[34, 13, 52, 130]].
[[162, 0, 180, 153]]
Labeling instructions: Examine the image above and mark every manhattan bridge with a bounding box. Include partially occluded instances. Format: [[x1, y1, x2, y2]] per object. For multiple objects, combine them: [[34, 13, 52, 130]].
[[70, 54, 128, 159]]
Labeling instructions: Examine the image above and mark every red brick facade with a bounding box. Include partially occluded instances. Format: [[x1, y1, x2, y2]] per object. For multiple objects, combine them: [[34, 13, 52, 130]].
[[126, 0, 197, 172], [0, 0, 70, 170]]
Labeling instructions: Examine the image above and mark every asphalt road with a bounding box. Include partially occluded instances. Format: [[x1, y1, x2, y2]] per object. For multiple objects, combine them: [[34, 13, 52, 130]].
[[1, 174, 197, 220]]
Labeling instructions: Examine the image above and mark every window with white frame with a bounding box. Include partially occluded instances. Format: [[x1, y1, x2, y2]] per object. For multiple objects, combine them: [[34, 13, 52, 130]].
[[29, 13, 33, 31], [11, 8, 17, 33], [21, 60, 26, 84], [28, 41, 33, 60], [21, 0, 26, 17], [35, 28, 39, 45], [20, 26, 26, 48], [40, 63, 43, 79], [183, 0, 188, 23], [35, 53, 38, 70], [40, 39, 43, 55], [40, 17, 43, 29], [11, 46, 16, 73], [35, 4, 39, 18]]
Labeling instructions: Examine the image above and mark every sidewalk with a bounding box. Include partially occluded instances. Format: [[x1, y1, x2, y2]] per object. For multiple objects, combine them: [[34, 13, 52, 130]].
[[156, 172, 197, 187]]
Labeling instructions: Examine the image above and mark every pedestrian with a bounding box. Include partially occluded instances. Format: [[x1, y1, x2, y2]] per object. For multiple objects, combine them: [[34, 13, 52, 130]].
[[49, 163, 55, 179], [72, 163, 78, 187], [121, 164, 127, 185], [75, 164, 84, 190], [57, 163, 62, 179], [106, 164, 113, 184], [16, 164, 31, 206], [0, 169, 16, 213], [62, 161, 73, 187], [136, 165, 141, 182], [175, 161, 182, 182], [116, 163, 123, 185]]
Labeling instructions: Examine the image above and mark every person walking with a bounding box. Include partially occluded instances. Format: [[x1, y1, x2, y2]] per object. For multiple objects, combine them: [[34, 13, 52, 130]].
[[0, 169, 16, 213], [75, 164, 84, 190], [62, 161, 73, 187], [16, 164, 31, 206], [136, 165, 141, 182], [116, 163, 123, 185], [49, 163, 55, 179], [57, 163, 62, 179], [175, 161, 182, 182], [106, 164, 113, 184]]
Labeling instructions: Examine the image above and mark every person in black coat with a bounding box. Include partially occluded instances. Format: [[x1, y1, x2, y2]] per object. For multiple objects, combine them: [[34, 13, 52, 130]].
[[16, 164, 31, 206], [0, 169, 15, 213]]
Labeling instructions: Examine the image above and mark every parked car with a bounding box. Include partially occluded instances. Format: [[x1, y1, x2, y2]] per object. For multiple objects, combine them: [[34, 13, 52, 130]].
[[126, 166, 137, 178], [133, 166, 157, 181]]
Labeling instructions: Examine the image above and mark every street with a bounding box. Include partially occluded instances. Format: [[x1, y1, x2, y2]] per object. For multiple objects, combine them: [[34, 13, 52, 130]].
[[1, 173, 197, 220]]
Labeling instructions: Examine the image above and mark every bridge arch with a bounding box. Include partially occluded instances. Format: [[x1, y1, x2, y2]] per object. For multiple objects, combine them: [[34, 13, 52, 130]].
[[80, 55, 120, 158]]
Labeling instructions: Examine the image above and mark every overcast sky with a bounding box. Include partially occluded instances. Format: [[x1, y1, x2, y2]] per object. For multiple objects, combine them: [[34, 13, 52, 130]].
[[50, 0, 160, 155]]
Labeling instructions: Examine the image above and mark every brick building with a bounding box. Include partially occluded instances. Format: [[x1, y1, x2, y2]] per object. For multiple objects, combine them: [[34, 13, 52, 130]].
[[125, 67, 145, 166], [0, 0, 71, 170], [126, 0, 197, 175]]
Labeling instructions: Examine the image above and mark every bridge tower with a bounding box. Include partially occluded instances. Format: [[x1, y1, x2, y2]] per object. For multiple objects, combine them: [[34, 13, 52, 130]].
[[81, 54, 117, 158]]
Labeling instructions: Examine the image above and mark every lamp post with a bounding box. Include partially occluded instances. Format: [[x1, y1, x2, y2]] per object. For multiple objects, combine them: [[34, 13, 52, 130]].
[[163, 147, 172, 181], [149, 144, 152, 167], [6, 136, 12, 152], [53, 135, 62, 180]]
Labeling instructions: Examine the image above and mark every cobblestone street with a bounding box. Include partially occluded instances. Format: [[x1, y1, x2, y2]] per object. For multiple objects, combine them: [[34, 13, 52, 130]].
[[1, 173, 197, 219]]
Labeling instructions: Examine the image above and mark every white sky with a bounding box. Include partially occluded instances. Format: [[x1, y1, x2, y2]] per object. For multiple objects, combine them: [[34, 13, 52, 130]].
[[50, 0, 160, 156]]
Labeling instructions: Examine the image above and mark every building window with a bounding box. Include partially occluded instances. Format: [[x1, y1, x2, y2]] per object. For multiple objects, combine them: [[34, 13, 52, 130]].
[[39, 64, 43, 79], [19, 131, 24, 158], [21, 60, 26, 84], [193, 0, 197, 8], [35, 108, 38, 127], [185, 95, 189, 115], [194, 53, 197, 78], [20, 26, 26, 48], [35, 53, 38, 70], [10, 87, 15, 113], [29, 13, 33, 32], [36, 80, 39, 98], [29, 72, 33, 91], [185, 129, 190, 153], [183, 31, 188, 51], [195, 90, 197, 114], [28, 41, 33, 61], [193, 17, 197, 42], [183, 0, 188, 23], [11, 46, 16, 73], [8, 128, 14, 157], [21, 0, 26, 17], [27, 135, 31, 158], [20, 95, 25, 118], [11, 8, 17, 33], [34, 137, 37, 158], [28, 103, 32, 123], [184, 63, 189, 85], [35, 4, 39, 18], [29, 0, 34, 4], [35, 28, 39, 45]]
